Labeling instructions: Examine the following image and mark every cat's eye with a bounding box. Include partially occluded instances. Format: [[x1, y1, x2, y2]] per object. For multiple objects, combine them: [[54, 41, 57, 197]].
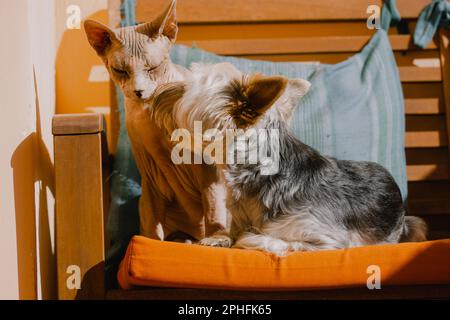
[[146, 63, 162, 73], [112, 67, 128, 77]]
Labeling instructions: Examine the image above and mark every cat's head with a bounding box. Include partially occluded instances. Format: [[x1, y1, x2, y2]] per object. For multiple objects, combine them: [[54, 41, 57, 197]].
[[85, 0, 178, 102]]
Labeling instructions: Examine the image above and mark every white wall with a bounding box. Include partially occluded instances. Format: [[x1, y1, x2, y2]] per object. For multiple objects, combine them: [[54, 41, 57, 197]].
[[0, 0, 110, 300], [0, 0, 56, 300]]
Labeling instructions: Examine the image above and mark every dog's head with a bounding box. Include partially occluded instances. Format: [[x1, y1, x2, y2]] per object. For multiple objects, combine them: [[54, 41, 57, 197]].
[[153, 63, 311, 133], [85, 0, 178, 102]]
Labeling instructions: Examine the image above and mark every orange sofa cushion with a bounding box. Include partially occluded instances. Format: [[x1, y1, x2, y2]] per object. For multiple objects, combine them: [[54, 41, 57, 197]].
[[118, 236, 450, 290]]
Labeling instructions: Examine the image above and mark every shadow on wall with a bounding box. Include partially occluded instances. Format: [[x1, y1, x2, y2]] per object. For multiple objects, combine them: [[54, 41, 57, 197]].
[[10, 69, 56, 300]]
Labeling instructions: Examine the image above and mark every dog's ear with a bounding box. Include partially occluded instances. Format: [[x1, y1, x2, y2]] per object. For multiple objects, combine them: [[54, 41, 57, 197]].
[[136, 0, 178, 42], [288, 79, 311, 105], [275, 78, 311, 121], [228, 74, 288, 127], [84, 20, 118, 56]]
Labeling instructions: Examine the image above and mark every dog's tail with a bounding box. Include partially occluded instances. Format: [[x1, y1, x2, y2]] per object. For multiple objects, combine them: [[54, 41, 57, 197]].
[[399, 216, 428, 242]]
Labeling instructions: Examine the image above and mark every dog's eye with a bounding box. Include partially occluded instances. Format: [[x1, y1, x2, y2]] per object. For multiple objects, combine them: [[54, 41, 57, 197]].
[[112, 67, 128, 77]]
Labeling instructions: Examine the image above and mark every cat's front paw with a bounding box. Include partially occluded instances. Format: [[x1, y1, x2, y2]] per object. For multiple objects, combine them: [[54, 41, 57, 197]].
[[199, 235, 233, 248]]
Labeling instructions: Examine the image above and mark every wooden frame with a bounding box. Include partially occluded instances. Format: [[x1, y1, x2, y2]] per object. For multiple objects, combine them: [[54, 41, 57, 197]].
[[53, 114, 108, 300], [52, 113, 450, 300], [53, 0, 450, 299]]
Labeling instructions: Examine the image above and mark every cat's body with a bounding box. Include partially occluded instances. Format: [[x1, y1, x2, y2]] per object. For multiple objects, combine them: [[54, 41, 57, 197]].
[[85, 0, 227, 241]]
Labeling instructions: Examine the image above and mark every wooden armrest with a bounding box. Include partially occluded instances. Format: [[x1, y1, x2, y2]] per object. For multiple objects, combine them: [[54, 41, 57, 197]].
[[53, 113, 109, 300], [52, 114, 105, 136]]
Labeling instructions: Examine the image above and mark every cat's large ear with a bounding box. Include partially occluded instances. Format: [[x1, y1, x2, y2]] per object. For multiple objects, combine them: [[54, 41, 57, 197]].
[[84, 20, 118, 56], [227, 74, 288, 127], [136, 0, 178, 42]]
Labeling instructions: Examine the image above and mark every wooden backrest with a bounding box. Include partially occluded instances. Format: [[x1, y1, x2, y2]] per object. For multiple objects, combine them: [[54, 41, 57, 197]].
[[134, 0, 450, 239]]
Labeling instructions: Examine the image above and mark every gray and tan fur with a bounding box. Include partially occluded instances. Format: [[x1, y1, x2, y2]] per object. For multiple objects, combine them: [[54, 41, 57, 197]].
[[154, 63, 427, 255], [85, 1, 228, 242]]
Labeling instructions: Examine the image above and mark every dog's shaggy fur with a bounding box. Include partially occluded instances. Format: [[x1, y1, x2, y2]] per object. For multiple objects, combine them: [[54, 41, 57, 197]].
[[153, 63, 427, 255]]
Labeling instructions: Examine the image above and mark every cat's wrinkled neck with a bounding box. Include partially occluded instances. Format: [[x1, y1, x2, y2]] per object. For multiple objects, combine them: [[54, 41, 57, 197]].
[[124, 98, 148, 124]]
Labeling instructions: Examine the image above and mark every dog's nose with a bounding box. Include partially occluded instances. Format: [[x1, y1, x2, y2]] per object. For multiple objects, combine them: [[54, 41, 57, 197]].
[[134, 90, 144, 99]]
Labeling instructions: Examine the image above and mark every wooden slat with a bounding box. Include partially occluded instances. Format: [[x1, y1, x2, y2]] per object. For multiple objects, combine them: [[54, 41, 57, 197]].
[[439, 28, 450, 159], [405, 116, 448, 148], [55, 132, 105, 300], [408, 181, 450, 215], [178, 35, 437, 56], [403, 83, 444, 115], [406, 148, 449, 181], [179, 22, 374, 40], [405, 99, 443, 115], [407, 164, 449, 181], [395, 51, 440, 66], [175, 21, 429, 40], [406, 131, 447, 148], [137, 0, 431, 23], [399, 66, 442, 82], [243, 52, 353, 64]]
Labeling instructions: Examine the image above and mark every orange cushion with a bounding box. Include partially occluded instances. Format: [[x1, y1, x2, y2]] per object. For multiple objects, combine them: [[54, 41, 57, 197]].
[[118, 235, 450, 290]]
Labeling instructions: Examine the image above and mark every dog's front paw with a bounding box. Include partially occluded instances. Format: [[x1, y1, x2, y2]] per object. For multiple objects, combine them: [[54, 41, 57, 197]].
[[199, 235, 233, 248]]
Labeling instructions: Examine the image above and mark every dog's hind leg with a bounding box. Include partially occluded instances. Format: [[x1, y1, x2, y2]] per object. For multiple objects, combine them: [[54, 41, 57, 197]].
[[233, 232, 291, 256]]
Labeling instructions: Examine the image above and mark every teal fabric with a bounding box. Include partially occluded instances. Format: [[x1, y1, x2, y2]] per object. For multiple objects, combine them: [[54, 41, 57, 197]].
[[381, 0, 402, 30], [414, 0, 450, 48], [106, 0, 140, 288], [381, 0, 450, 48], [120, 0, 137, 27]]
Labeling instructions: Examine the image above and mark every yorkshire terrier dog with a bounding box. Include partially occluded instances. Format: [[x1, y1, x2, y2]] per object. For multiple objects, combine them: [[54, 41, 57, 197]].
[[153, 63, 427, 255]]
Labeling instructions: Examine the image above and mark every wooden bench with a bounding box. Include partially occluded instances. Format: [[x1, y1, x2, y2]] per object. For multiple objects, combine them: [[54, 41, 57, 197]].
[[53, 0, 450, 299]]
